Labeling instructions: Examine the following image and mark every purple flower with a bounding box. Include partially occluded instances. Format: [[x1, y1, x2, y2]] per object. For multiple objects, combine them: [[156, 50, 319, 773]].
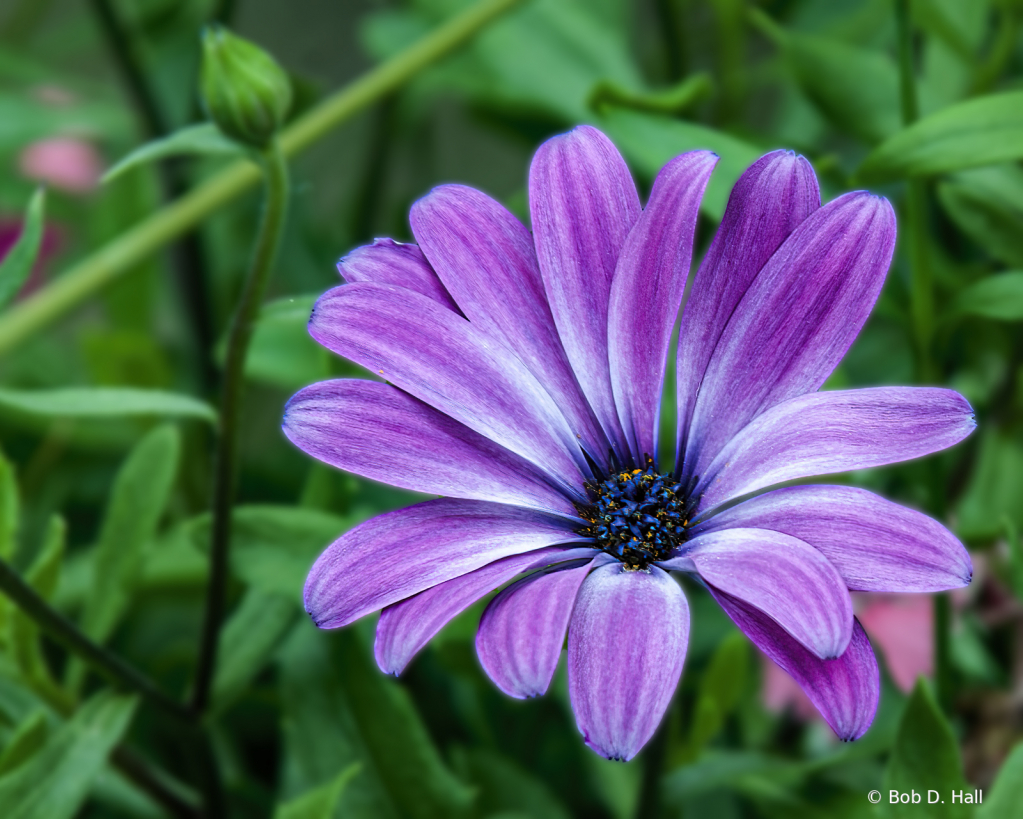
[[283, 126, 974, 761]]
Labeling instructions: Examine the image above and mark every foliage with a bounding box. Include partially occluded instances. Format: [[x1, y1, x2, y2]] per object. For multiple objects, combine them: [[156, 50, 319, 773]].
[[0, 0, 1021, 817]]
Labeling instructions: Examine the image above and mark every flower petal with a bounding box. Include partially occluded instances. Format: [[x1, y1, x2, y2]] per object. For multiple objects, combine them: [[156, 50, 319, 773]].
[[713, 588, 879, 740], [338, 238, 458, 310], [676, 151, 820, 470], [310, 282, 588, 484], [530, 125, 641, 458], [477, 559, 594, 698], [411, 185, 608, 460], [695, 387, 976, 513], [304, 499, 583, 629], [283, 380, 580, 514], [693, 485, 972, 592], [608, 150, 717, 463], [683, 192, 896, 481], [671, 528, 853, 659], [375, 545, 598, 676], [567, 563, 689, 761]]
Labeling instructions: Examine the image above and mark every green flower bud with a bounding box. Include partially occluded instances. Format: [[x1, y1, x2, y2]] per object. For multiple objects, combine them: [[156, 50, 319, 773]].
[[200, 26, 292, 149]]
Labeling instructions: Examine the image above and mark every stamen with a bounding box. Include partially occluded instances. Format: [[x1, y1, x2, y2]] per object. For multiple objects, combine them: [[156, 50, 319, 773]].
[[574, 456, 689, 570]]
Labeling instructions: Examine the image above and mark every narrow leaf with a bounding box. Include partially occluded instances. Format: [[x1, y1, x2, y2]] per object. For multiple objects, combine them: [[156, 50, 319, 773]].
[[212, 588, 296, 711], [0, 710, 48, 776], [0, 691, 138, 819], [938, 166, 1023, 269], [588, 73, 713, 116], [102, 123, 243, 184], [0, 387, 216, 423], [0, 189, 45, 310], [977, 741, 1023, 819], [883, 679, 970, 819], [67, 425, 179, 691], [273, 763, 361, 819], [859, 91, 1023, 182], [953, 272, 1023, 321]]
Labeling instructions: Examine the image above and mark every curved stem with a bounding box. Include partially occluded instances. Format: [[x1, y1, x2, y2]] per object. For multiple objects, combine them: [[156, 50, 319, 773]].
[[190, 140, 290, 715], [0, 0, 522, 357], [0, 558, 191, 722]]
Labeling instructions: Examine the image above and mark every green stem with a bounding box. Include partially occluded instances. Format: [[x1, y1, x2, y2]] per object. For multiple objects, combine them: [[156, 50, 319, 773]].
[[0, 557, 191, 722], [934, 593, 953, 713], [189, 140, 289, 716], [0, 0, 522, 357], [111, 747, 202, 819]]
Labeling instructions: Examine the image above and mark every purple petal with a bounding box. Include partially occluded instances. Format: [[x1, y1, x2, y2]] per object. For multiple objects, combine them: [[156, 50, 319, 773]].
[[529, 125, 641, 459], [338, 238, 458, 310], [695, 387, 976, 514], [304, 499, 584, 629], [668, 528, 853, 659], [608, 151, 717, 462], [568, 563, 689, 761], [693, 485, 972, 592], [411, 185, 608, 461], [283, 380, 579, 515], [375, 546, 598, 675], [676, 151, 820, 470], [310, 282, 588, 484], [713, 589, 879, 740], [683, 192, 896, 481], [477, 559, 594, 698]]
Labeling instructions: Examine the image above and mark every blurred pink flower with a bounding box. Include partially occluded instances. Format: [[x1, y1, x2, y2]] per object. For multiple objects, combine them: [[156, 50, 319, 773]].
[[19, 137, 102, 194], [761, 592, 935, 720]]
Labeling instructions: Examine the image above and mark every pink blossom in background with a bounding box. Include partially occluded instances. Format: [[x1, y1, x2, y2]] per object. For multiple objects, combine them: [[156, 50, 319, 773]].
[[761, 592, 936, 720], [18, 137, 102, 194]]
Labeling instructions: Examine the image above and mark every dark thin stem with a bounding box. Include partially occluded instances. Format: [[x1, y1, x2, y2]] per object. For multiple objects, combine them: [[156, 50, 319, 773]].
[[112, 747, 202, 819], [88, 0, 218, 393], [634, 717, 669, 819], [654, 0, 686, 82], [190, 139, 290, 715], [0, 558, 191, 722], [934, 593, 953, 712], [350, 96, 396, 244], [894, 0, 918, 125]]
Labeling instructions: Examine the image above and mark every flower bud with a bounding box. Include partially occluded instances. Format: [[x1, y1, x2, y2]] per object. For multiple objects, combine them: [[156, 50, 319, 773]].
[[200, 26, 292, 148]]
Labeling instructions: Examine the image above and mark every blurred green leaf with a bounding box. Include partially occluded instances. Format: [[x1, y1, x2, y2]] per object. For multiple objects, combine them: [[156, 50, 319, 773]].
[[883, 679, 969, 818], [977, 741, 1023, 819], [102, 123, 243, 184], [0, 387, 216, 423], [938, 166, 1023, 269], [1005, 517, 1023, 601], [274, 763, 361, 819], [279, 628, 474, 819], [597, 108, 761, 221], [0, 691, 137, 819], [66, 425, 179, 692], [859, 91, 1023, 181], [950, 614, 1003, 685], [950, 272, 1023, 322], [186, 505, 354, 600], [588, 73, 713, 117], [956, 429, 1023, 539], [452, 747, 570, 819], [0, 189, 45, 311], [0, 447, 17, 564], [0, 94, 131, 150], [243, 294, 330, 390], [212, 588, 296, 711], [0, 710, 47, 776]]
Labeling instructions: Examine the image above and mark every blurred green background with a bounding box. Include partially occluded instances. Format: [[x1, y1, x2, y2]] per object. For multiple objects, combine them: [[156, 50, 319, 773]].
[[1, 0, 1022, 817]]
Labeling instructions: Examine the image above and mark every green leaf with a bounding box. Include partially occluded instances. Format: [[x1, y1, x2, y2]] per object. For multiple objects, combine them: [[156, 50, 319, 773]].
[[187, 505, 354, 599], [0, 446, 18, 562], [273, 763, 361, 819], [0, 710, 48, 776], [244, 294, 331, 390], [0, 189, 46, 311], [588, 73, 713, 117], [0, 691, 137, 819], [956, 429, 1023, 539], [1005, 516, 1023, 601], [951, 272, 1023, 321], [596, 108, 762, 221], [0, 388, 216, 423], [67, 425, 179, 691], [938, 166, 1023, 269], [883, 679, 970, 819], [977, 741, 1023, 819], [859, 91, 1023, 182], [278, 628, 474, 819], [102, 123, 244, 184], [452, 747, 570, 819], [212, 588, 296, 711]]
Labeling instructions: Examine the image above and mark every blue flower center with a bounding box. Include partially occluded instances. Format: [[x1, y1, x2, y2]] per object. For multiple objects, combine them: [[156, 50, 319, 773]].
[[575, 459, 688, 570]]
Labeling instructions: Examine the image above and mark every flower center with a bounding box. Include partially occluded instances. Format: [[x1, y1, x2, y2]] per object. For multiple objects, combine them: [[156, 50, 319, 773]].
[[575, 458, 689, 570]]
